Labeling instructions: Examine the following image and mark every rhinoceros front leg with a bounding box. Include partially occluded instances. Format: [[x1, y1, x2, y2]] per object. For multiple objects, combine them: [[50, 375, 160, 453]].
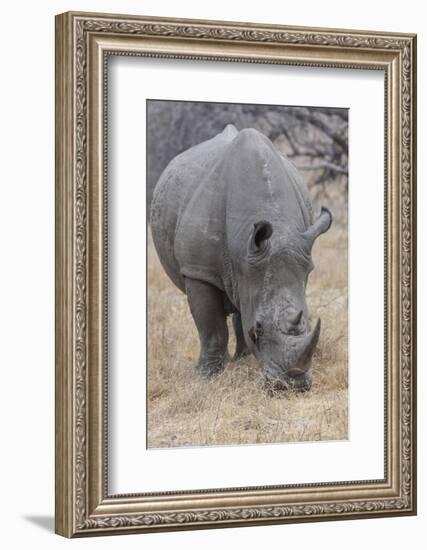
[[232, 312, 251, 361], [185, 278, 229, 377]]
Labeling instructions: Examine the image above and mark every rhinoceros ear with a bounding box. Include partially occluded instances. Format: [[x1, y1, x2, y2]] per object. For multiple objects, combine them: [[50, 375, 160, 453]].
[[251, 221, 273, 252], [303, 207, 332, 247]]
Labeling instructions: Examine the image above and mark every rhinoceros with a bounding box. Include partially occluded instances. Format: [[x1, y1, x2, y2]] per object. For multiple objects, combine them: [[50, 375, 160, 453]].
[[150, 124, 332, 391]]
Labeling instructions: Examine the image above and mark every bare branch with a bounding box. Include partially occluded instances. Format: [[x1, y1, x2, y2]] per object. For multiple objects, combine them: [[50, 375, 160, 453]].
[[298, 161, 348, 174], [294, 111, 348, 153]]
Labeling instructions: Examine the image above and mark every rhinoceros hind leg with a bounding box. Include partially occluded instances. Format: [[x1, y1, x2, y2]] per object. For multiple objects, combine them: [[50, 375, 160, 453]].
[[185, 278, 229, 377], [232, 312, 251, 361]]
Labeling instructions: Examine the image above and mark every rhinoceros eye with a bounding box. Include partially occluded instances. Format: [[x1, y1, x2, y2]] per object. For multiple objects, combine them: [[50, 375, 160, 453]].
[[248, 321, 264, 348]]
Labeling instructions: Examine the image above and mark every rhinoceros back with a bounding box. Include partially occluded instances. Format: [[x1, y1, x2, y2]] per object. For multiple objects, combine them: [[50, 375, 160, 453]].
[[150, 124, 239, 293]]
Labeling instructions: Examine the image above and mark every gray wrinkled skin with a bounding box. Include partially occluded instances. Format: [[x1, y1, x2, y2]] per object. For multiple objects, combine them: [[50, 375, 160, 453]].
[[150, 125, 332, 391]]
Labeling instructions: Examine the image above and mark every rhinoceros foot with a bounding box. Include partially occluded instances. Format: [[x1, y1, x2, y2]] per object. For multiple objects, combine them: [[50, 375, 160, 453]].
[[196, 352, 226, 378], [232, 348, 251, 362]]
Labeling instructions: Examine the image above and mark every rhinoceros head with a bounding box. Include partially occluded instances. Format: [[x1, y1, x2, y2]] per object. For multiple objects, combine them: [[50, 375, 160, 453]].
[[239, 207, 332, 391]]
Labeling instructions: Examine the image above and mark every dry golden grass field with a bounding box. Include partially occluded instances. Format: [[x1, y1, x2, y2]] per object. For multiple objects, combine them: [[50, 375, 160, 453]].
[[147, 219, 348, 449]]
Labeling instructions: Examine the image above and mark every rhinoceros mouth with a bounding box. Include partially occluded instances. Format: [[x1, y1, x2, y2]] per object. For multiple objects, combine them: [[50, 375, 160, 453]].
[[261, 318, 320, 392], [263, 368, 312, 393]]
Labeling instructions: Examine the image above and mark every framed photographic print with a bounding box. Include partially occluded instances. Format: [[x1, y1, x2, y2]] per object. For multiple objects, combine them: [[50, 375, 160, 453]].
[[55, 11, 417, 537]]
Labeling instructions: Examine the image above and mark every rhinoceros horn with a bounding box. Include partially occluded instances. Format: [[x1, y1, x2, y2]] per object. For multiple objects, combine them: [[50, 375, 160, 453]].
[[286, 318, 321, 376]]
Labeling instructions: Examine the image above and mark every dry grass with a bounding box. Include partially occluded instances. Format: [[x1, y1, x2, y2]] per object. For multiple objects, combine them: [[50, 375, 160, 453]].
[[147, 222, 348, 448]]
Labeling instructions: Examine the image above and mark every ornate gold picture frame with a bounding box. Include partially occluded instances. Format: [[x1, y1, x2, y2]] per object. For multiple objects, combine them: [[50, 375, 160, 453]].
[[55, 11, 416, 537]]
